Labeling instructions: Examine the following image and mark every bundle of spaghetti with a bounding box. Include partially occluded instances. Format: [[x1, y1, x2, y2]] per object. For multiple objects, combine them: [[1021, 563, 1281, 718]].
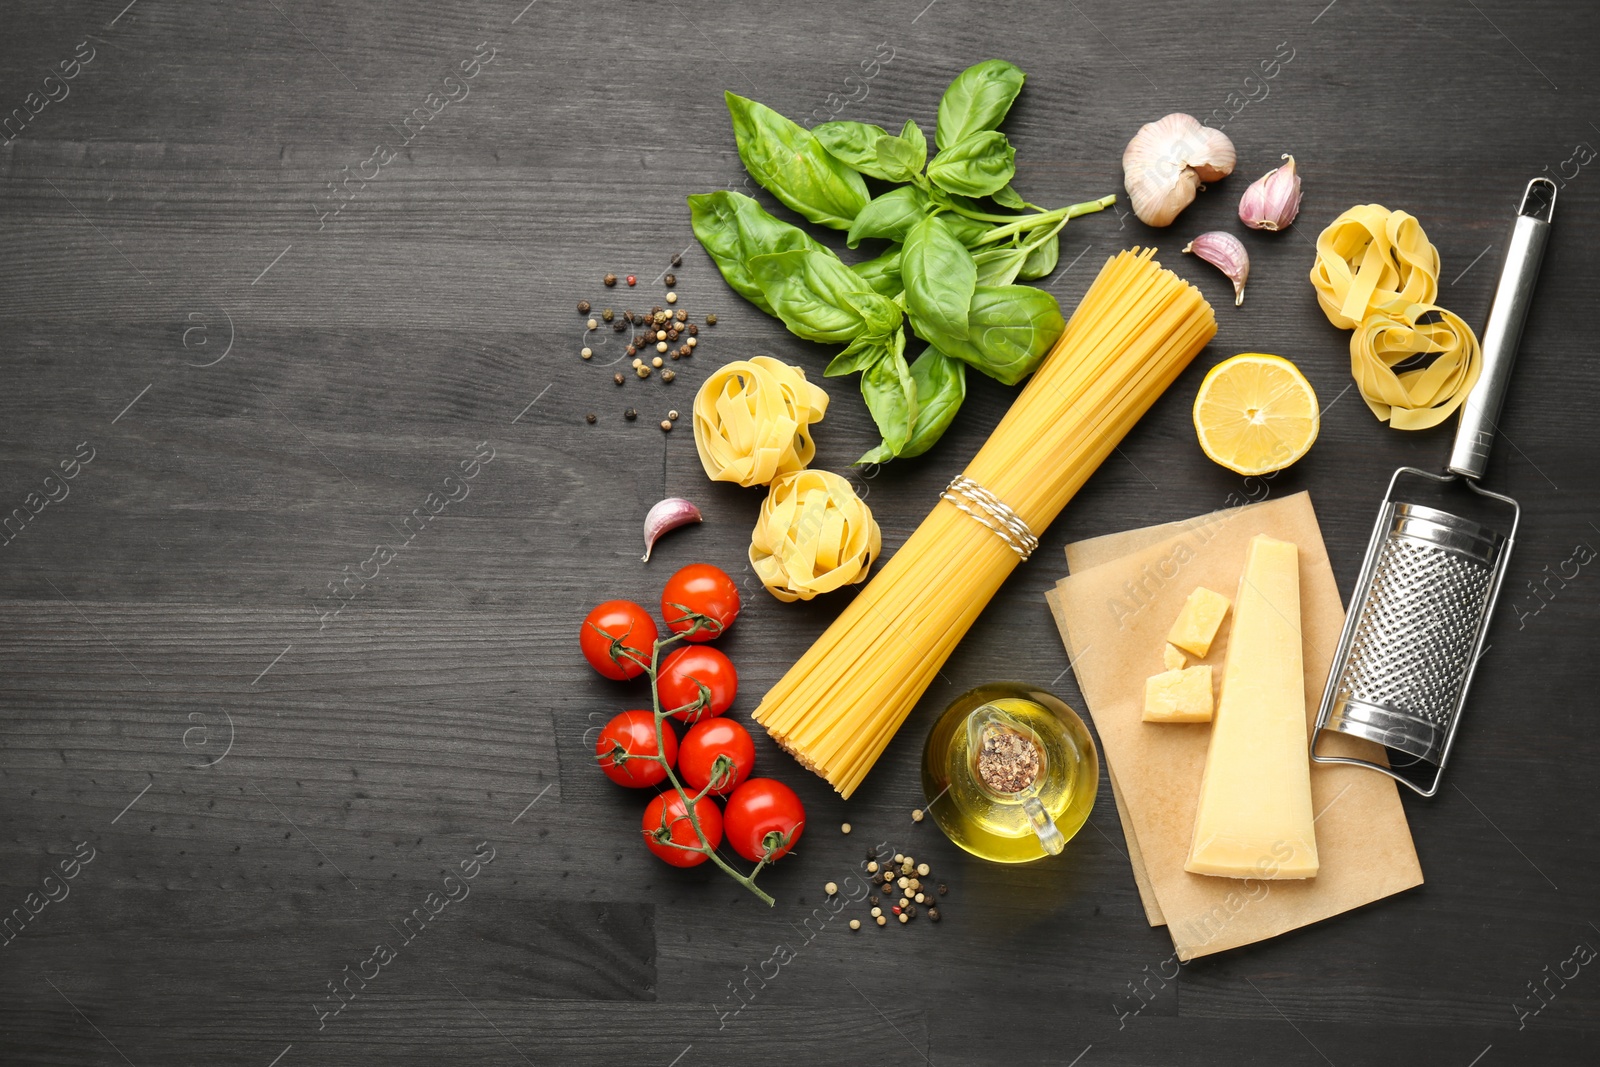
[[753, 248, 1217, 797]]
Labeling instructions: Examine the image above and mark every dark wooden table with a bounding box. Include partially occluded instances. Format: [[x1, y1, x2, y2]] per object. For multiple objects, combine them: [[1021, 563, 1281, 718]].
[[3, 1, 1597, 1063]]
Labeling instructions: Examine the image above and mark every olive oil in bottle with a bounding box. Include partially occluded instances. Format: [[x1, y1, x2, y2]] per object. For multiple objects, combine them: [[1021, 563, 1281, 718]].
[[921, 683, 1098, 864]]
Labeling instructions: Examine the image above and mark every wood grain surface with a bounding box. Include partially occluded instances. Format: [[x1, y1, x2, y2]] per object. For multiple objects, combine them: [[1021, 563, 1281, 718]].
[[2, 0, 1597, 1063]]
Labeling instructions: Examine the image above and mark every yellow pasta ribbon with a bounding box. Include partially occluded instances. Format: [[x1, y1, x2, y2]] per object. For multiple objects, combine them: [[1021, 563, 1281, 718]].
[[1310, 204, 1481, 430], [749, 470, 880, 603], [692, 357, 829, 487]]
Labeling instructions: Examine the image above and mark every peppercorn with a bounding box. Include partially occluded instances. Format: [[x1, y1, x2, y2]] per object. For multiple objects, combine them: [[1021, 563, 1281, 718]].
[[651, 356, 663, 368], [633, 358, 643, 368], [625, 345, 637, 357], [849, 919, 861, 931], [577, 300, 591, 314], [656, 341, 668, 353], [580, 347, 593, 359], [587, 318, 598, 330], [666, 292, 678, 304], [872, 907, 883, 918], [679, 347, 692, 358], [602, 308, 614, 322], [656, 330, 667, 341], [675, 309, 687, 322], [614, 373, 625, 386], [912, 808, 925, 823], [670, 351, 681, 361], [915, 892, 925, 904], [876, 915, 887, 926], [705, 313, 717, 325], [603, 273, 617, 287], [624, 408, 637, 420], [660, 419, 672, 431], [867, 861, 879, 874], [687, 323, 698, 336], [825, 881, 838, 896], [905, 905, 917, 919], [917, 863, 930, 877], [585, 412, 596, 424], [626, 274, 637, 286], [869, 894, 880, 904], [613, 321, 626, 332], [928, 906, 940, 922], [898, 913, 908, 924], [664, 272, 676, 286], [686, 336, 697, 348], [938, 884, 948, 896], [637, 367, 650, 378], [662, 370, 675, 382], [667, 410, 679, 421], [671, 253, 682, 267]]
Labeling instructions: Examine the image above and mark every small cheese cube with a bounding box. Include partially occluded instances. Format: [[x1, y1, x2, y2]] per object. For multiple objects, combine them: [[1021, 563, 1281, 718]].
[[1162, 643, 1187, 671], [1168, 586, 1232, 658], [1142, 665, 1213, 722]]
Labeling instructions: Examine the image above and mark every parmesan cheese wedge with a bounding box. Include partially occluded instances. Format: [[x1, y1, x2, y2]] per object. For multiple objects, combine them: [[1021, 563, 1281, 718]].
[[1143, 665, 1213, 722], [1185, 535, 1319, 880], [1168, 586, 1231, 658]]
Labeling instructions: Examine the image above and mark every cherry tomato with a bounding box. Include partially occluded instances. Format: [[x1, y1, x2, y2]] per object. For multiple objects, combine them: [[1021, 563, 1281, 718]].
[[723, 778, 805, 863], [580, 600, 658, 680], [661, 563, 740, 642], [641, 790, 723, 867], [657, 646, 739, 722], [678, 717, 755, 796], [595, 710, 677, 788]]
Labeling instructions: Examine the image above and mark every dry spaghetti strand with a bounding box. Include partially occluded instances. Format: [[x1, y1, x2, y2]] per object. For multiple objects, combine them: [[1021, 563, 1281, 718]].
[[752, 249, 1217, 797]]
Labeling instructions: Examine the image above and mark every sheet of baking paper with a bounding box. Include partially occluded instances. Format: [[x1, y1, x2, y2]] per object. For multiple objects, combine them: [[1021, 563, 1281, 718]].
[[1046, 492, 1423, 960]]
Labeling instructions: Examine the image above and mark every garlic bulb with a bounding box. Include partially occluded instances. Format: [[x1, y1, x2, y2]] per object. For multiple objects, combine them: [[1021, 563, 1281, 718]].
[[1239, 154, 1303, 231], [1184, 231, 1250, 306], [1122, 114, 1237, 227]]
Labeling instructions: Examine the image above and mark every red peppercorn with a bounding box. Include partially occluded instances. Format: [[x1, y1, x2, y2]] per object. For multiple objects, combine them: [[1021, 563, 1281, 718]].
[[626, 275, 637, 286]]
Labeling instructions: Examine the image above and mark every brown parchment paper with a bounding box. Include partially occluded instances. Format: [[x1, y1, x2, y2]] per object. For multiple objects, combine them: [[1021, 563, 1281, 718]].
[[1044, 493, 1423, 960]]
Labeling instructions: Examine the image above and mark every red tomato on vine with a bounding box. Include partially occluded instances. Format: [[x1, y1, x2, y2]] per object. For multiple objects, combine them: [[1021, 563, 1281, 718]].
[[661, 564, 740, 642], [579, 600, 658, 680], [657, 645, 738, 722], [641, 790, 723, 868]]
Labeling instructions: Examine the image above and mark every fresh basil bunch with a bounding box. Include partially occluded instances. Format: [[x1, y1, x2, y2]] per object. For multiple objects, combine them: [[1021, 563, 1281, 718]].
[[690, 60, 1114, 463]]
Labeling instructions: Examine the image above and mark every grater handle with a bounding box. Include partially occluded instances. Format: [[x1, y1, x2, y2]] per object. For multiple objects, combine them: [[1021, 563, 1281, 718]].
[[1447, 178, 1556, 480]]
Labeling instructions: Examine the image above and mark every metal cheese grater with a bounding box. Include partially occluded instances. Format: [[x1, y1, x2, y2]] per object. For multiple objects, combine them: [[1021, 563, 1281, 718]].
[[1311, 177, 1556, 797]]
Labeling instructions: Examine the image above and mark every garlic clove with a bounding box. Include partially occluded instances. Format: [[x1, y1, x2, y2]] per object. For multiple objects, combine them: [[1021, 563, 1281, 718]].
[[1239, 154, 1303, 232], [1183, 231, 1250, 306], [1122, 114, 1237, 227], [642, 497, 703, 562]]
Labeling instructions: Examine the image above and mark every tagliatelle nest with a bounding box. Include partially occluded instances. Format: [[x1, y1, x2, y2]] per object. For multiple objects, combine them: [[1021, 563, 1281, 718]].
[[749, 470, 881, 603], [692, 357, 829, 488]]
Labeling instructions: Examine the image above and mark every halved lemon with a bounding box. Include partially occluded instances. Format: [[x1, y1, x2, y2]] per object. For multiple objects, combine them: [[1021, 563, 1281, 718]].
[[1193, 353, 1319, 476]]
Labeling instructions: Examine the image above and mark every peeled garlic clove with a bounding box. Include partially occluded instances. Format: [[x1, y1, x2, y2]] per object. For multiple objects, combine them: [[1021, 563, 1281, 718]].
[[1184, 231, 1250, 306], [1122, 114, 1237, 227], [1239, 154, 1303, 231], [642, 497, 702, 562]]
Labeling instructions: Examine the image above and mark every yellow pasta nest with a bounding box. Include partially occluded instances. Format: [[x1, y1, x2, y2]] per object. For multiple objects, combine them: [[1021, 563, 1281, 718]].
[[1309, 204, 1481, 430], [692, 357, 829, 487], [749, 470, 881, 603]]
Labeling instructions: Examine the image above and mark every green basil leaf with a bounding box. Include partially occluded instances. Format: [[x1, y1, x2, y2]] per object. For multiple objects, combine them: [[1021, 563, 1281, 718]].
[[856, 442, 895, 466], [898, 119, 928, 172], [860, 346, 918, 455], [847, 186, 929, 248], [934, 284, 1065, 386], [875, 135, 922, 184], [972, 246, 1029, 287], [903, 215, 977, 346], [943, 211, 996, 248], [824, 330, 895, 377], [990, 184, 1029, 210], [725, 91, 869, 230], [898, 345, 968, 458], [688, 191, 827, 316], [849, 246, 903, 296], [935, 59, 1026, 150], [813, 120, 896, 180], [927, 131, 1017, 198], [748, 249, 899, 344], [1017, 232, 1060, 280]]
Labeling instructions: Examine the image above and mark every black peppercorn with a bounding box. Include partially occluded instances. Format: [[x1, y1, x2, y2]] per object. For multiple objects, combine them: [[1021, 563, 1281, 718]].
[[928, 906, 940, 922], [675, 309, 687, 322], [623, 408, 637, 420], [671, 253, 682, 267], [687, 323, 698, 336], [625, 344, 637, 357], [938, 883, 948, 896], [577, 300, 590, 314], [603, 273, 617, 287], [585, 412, 597, 424], [664, 272, 676, 287], [613, 373, 625, 385], [661, 369, 675, 382]]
